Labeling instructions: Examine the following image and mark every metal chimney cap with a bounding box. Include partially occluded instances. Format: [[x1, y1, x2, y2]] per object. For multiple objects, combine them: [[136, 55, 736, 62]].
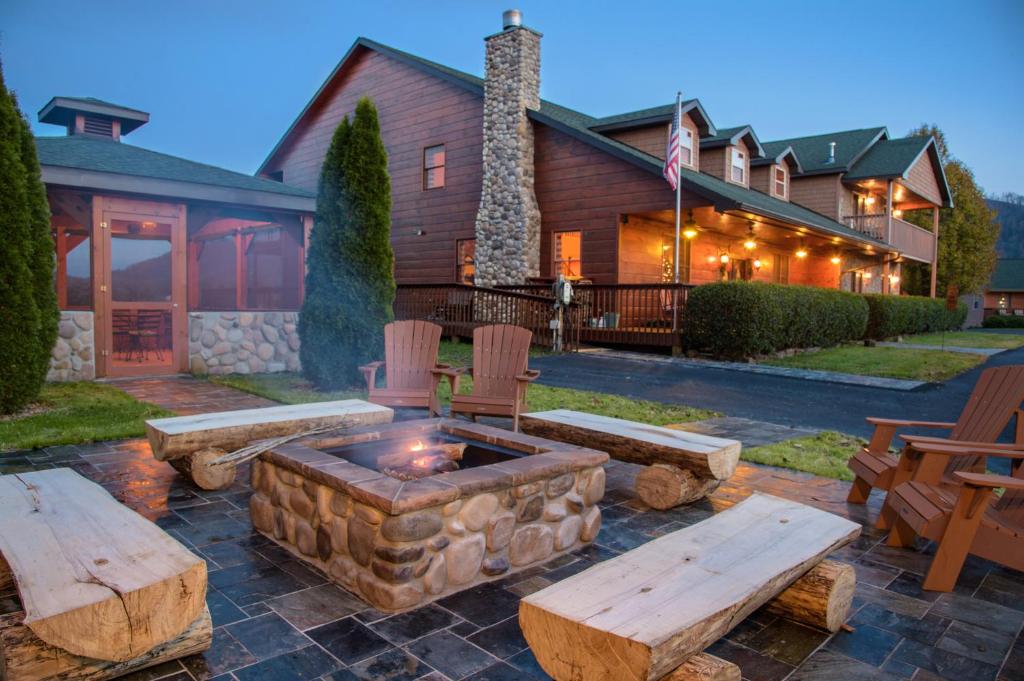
[[503, 9, 522, 29]]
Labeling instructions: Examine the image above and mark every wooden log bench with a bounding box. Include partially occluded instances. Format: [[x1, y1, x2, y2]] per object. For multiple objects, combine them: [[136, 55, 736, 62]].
[[0, 468, 212, 681], [145, 399, 394, 490], [519, 493, 860, 681], [520, 410, 741, 509]]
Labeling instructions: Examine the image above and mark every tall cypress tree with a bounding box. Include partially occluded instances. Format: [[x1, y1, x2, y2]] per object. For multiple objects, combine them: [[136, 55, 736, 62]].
[[0, 61, 44, 413], [300, 97, 395, 388], [17, 97, 58, 388]]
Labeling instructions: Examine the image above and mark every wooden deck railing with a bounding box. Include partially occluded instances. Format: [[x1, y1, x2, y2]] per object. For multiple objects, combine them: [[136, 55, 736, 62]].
[[499, 283, 694, 348], [889, 217, 936, 263], [393, 284, 581, 350], [843, 214, 888, 240]]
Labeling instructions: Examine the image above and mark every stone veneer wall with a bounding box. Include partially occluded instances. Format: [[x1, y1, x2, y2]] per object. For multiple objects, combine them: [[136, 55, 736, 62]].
[[249, 458, 604, 612], [48, 311, 96, 382], [189, 311, 300, 375], [473, 24, 543, 287]]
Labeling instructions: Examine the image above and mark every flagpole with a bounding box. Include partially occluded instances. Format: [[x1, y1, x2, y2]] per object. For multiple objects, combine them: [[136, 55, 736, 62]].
[[672, 91, 682, 340]]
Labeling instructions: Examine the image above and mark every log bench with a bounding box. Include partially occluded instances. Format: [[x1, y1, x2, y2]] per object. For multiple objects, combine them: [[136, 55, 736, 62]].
[[520, 410, 741, 509], [145, 399, 394, 489], [0, 468, 212, 681], [519, 493, 860, 681]]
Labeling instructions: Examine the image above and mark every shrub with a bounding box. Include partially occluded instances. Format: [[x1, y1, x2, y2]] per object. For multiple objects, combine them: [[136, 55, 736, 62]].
[[863, 294, 967, 339], [983, 315, 1024, 329], [300, 97, 395, 389], [0, 61, 52, 414], [683, 282, 868, 359]]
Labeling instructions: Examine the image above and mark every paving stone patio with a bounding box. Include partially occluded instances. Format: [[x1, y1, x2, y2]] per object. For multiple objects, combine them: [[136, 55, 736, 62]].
[[1, 381, 1022, 680]]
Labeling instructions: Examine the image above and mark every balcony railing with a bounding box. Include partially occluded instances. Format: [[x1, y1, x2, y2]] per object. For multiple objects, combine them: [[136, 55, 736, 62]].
[[889, 217, 936, 263], [842, 214, 887, 240]]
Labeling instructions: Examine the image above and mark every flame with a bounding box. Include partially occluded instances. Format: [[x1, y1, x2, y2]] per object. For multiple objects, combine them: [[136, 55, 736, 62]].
[[411, 456, 434, 468], [409, 440, 426, 452]]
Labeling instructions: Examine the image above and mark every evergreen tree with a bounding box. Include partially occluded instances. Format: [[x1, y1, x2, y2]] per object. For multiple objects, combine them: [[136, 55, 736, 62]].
[[902, 124, 1000, 296], [300, 97, 395, 388], [0, 61, 44, 413], [17, 96, 58, 388]]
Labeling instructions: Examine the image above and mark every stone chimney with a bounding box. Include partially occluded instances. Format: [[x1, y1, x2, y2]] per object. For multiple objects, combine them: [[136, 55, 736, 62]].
[[473, 10, 543, 287]]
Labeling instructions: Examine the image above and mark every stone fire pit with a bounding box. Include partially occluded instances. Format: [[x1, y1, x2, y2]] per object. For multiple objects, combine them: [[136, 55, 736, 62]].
[[249, 418, 608, 611]]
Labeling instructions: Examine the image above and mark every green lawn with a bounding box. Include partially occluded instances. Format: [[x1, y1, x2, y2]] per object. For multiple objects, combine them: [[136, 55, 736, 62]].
[[742, 431, 863, 481], [900, 331, 1024, 350], [210, 340, 713, 426], [0, 383, 172, 452], [762, 345, 985, 382]]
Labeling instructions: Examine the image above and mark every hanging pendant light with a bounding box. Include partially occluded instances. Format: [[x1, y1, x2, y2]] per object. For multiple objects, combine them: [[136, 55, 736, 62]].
[[743, 222, 757, 250], [683, 211, 699, 240]]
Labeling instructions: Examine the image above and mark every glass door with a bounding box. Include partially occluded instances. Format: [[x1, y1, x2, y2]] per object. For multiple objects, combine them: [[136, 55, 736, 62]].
[[94, 199, 186, 377]]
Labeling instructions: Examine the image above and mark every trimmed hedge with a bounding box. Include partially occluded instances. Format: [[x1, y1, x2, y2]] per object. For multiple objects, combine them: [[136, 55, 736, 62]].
[[863, 294, 967, 339], [983, 315, 1024, 329], [683, 282, 869, 360]]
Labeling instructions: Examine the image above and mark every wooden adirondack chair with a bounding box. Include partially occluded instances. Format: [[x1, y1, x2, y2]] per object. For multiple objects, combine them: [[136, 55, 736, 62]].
[[359, 320, 451, 416], [441, 324, 539, 431], [885, 440, 1024, 591], [846, 365, 1024, 525]]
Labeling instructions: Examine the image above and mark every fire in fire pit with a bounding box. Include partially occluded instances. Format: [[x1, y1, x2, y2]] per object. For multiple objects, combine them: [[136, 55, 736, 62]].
[[323, 432, 522, 480]]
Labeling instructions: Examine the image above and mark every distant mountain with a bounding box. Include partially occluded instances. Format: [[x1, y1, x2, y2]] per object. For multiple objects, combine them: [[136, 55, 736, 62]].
[[989, 193, 1024, 258]]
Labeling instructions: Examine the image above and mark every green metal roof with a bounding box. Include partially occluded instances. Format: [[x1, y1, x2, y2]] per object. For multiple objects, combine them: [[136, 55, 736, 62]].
[[763, 127, 888, 174], [37, 135, 314, 198], [844, 136, 931, 180], [990, 259, 1024, 292]]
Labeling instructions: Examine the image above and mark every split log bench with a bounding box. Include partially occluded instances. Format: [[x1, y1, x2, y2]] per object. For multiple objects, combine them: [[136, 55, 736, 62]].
[[145, 399, 394, 490], [520, 410, 741, 509], [0, 468, 211, 681], [519, 493, 860, 681]]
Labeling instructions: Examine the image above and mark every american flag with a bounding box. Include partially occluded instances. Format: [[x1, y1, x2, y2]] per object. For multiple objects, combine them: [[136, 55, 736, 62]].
[[663, 100, 681, 191]]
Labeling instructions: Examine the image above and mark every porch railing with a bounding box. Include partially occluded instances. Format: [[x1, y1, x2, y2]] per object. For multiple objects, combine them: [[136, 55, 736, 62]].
[[393, 284, 581, 350], [889, 217, 936, 263], [843, 214, 887, 240], [498, 283, 694, 348]]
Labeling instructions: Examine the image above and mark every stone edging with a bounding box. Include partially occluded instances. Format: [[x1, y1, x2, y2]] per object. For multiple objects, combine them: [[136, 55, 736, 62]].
[[876, 342, 1002, 356], [581, 349, 928, 391]]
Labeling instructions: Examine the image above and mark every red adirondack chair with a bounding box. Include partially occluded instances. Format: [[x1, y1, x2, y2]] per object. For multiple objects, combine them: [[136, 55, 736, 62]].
[[440, 324, 540, 431], [847, 365, 1024, 528], [359, 321, 451, 416]]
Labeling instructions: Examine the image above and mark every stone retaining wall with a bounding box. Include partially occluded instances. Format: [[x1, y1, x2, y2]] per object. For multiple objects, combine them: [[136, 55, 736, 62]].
[[48, 311, 95, 382], [188, 311, 300, 375], [249, 455, 605, 612]]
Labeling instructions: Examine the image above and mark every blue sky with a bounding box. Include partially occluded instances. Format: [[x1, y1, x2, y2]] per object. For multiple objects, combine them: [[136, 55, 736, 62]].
[[3, 0, 1021, 195]]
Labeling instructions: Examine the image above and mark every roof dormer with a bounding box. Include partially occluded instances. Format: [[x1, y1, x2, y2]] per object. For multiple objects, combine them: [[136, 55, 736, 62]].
[[751, 145, 802, 201], [38, 97, 149, 142], [699, 125, 764, 187]]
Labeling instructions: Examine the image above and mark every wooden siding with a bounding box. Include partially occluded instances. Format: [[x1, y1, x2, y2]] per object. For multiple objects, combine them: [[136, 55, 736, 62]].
[[701, 147, 726, 182], [903, 152, 943, 206], [605, 114, 700, 170], [534, 124, 701, 284], [261, 48, 484, 284], [750, 165, 771, 195], [790, 174, 842, 219]]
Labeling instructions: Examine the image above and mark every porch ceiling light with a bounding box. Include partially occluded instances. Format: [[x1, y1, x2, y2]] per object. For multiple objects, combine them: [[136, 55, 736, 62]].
[[720, 253, 730, 264], [743, 223, 757, 250], [889, 274, 900, 284], [830, 255, 841, 265], [795, 244, 808, 258], [865, 196, 876, 206]]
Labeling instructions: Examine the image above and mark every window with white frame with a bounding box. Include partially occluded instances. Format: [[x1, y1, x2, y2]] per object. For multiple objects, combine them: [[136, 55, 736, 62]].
[[680, 127, 694, 167], [774, 166, 787, 198], [731, 148, 745, 184]]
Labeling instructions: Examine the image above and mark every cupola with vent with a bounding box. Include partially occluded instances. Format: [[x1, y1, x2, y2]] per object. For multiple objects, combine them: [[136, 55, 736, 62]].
[[38, 96, 149, 141]]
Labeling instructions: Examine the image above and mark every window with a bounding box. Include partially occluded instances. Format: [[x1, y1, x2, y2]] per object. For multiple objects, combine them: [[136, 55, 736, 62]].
[[196, 234, 237, 309], [680, 128, 694, 167], [772, 254, 789, 284], [731, 148, 745, 184], [245, 227, 302, 310], [774, 166, 787, 198], [554, 231, 582, 279], [456, 239, 476, 284], [423, 144, 445, 189], [53, 227, 92, 309]]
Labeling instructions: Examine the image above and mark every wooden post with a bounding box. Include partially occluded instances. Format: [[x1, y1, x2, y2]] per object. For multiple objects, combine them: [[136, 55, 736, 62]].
[[885, 180, 894, 244], [91, 195, 109, 377], [930, 206, 940, 298]]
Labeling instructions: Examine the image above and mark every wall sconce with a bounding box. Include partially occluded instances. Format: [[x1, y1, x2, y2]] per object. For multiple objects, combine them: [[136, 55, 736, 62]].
[[830, 255, 841, 265], [141, 221, 156, 230], [795, 246, 808, 259], [892, 209, 903, 218], [889, 274, 900, 285], [864, 196, 876, 206], [863, 271, 873, 280], [415, 229, 426, 236], [719, 253, 730, 264], [753, 258, 762, 270], [707, 255, 717, 264]]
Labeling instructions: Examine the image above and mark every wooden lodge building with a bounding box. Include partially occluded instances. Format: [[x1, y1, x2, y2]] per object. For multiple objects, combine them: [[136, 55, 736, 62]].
[[36, 10, 953, 379], [258, 11, 951, 311]]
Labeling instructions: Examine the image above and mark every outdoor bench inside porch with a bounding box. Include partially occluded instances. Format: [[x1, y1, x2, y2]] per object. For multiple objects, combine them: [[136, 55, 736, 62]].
[[520, 409, 741, 509], [519, 493, 860, 681], [0, 468, 212, 681]]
